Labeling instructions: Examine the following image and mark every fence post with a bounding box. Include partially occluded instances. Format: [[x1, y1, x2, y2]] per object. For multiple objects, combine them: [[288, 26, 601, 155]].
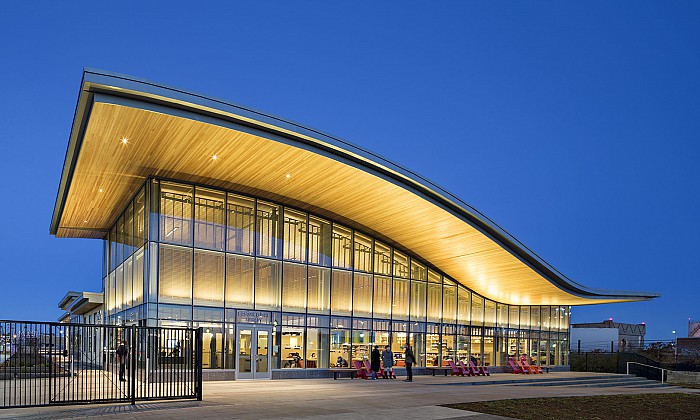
[[130, 325, 137, 405], [196, 327, 203, 401], [577, 340, 581, 353], [611, 341, 614, 353]]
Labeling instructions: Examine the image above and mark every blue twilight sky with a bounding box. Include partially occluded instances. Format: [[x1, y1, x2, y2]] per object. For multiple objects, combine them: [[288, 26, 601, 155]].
[[0, 1, 698, 341]]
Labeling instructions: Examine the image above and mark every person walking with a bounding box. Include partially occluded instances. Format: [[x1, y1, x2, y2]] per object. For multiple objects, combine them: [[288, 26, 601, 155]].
[[403, 342, 415, 382], [381, 345, 394, 379], [370, 346, 381, 380], [116, 340, 129, 382]]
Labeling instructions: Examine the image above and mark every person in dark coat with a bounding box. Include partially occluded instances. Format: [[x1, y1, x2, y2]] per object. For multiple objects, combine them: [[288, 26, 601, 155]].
[[403, 343, 416, 382], [116, 340, 129, 382], [370, 346, 381, 380], [381, 345, 394, 379]]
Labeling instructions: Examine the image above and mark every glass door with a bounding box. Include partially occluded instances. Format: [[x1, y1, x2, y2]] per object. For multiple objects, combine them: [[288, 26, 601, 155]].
[[236, 325, 271, 379]]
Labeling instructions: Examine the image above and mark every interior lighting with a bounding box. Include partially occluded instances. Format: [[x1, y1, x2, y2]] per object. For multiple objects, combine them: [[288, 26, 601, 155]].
[[120, 137, 128, 145], [285, 173, 291, 179], [165, 226, 180, 237], [212, 154, 218, 161], [98, 188, 103, 193]]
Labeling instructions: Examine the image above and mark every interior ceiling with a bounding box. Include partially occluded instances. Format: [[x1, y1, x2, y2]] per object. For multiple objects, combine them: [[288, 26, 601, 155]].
[[56, 100, 639, 306]]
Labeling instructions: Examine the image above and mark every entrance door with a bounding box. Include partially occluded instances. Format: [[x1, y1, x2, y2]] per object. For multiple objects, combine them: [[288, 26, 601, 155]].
[[236, 325, 272, 379]]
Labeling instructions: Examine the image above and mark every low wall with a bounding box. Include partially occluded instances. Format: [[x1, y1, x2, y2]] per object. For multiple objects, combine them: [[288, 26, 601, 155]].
[[667, 370, 700, 384]]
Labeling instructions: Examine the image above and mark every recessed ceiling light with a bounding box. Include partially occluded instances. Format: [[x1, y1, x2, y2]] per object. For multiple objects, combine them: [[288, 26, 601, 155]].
[[285, 173, 291, 179], [120, 137, 128, 145], [84, 220, 88, 223], [98, 188, 103, 193], [212, 155, 218, 161]]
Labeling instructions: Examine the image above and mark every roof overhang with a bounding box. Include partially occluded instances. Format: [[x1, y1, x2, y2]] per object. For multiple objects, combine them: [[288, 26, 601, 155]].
[[50, 69, 659, 306]]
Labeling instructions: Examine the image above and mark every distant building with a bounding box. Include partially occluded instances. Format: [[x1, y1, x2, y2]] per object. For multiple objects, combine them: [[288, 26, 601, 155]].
[[570, 319, 645, 352], [689, 319, 700, 338], [58, 291, 103, 324]]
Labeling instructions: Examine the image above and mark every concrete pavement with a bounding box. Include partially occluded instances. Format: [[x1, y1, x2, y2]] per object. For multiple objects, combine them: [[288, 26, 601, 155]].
[[1, 372, 697, 419]]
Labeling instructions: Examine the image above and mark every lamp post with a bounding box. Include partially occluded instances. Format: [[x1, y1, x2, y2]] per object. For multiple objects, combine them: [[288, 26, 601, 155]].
[[672, 330, 677, 366]]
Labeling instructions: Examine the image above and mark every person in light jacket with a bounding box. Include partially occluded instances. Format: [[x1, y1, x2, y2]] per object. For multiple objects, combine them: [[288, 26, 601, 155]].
[[381, 345, 394, 379]]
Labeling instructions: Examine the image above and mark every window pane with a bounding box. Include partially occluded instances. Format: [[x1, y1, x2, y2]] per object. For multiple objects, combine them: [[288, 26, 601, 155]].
[[115, 263, 123, 312], [392, 278, 409, 320], [282, 262, 307, 311], [471, 295, 484, 326], [194, 187, 225, 250], [484, 301, 496, 327], [410, 281, 426, 321], [124, 257, 133, 309], [353, 232, 372, 272], [281, 327, 304, 368], [374, 241, 391, 275], [427, 269, 441, 284], [306, 328, 328, 368], [134, 188, 146, 246], [497, 304, 508, 328], [520, 306, 531, 328], [410, 260, 425, 281], [531, 306, 541, 330], [160, 182, 193, 245], [307, 266, 330, 314], [353, 273, 372, 317], [443, 284, 457, 323], [125, 203, 134, 256], [255, 259, 281, 310], [159, 244, 193, 305], [133, 247, 144, 305], [193, 249, 224, 306], [458, 287, 471, 324], [225, 254, 254, 308], [427, 282, 442, 322], [509, 305, 520, 329], [283, 209, 307, 262], [331, 270, 352, 315], [332, 225, 352, 269], [226, 193, 255, 254], [308, 216, 331, 266], [256, 201, 281, 258], [373, 276, 392, 318], [394, 250, 410, 278], [330, 329, 350, 367]]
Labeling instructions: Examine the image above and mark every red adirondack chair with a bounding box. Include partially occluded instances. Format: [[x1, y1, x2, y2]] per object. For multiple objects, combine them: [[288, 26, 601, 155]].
[[459, 360, 477, 376], [469, 360, 490, 376], [508, 358, 526, 374], [353, 360, 370, 379], [448, 360, 465, 376], [517, 360, 534, 374], [523, 360, 544, 374]]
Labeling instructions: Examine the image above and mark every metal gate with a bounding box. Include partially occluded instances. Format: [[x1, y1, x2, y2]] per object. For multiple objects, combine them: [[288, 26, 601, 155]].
[[0, 320, 202, 408]]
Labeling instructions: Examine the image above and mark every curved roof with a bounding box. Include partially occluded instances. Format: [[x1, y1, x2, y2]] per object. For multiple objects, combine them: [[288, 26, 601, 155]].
[[50, 69, 659, 306]]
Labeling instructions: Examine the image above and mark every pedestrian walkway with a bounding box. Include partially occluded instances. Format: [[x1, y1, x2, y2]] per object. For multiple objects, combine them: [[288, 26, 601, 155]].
[[1, 372, 696, 419]]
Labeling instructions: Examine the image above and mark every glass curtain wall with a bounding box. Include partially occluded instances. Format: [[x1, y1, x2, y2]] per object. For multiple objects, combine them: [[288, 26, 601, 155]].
[[103, 178, 571, 370]]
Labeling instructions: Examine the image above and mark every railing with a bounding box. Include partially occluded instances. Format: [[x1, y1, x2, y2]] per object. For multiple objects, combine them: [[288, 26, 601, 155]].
[[0, 320, 202, 409], [626, 362, 671, 384]]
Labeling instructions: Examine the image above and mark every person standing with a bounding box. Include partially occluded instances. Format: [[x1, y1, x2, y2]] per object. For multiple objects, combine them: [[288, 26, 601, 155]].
[[403, 342, 415, 382], [370, 346, 381, 380], [381, 345, 394, 379], [116, 340, 129, 382]]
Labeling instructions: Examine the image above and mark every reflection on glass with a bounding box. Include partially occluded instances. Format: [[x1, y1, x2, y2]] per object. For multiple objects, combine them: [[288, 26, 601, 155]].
[[227, 193, 254, 254], [308, 216, 331, 266], [256, 201, 280, 258], [283, 209, 307, 262], [239, 329, 252, 373], [160, 182, 193, 245], [353, 232, 372, 272], [257, 330, 269, 373], [194, 187, 225, 250], [374, 241, 391, 275], [332, 225, 352, 269]]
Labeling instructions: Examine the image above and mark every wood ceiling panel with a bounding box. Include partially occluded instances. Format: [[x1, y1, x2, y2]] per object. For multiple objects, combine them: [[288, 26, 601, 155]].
[[57, 102, 635, 306]]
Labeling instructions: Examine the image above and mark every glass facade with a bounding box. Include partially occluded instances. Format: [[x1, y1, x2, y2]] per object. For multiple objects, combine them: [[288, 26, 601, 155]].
[[103, 178, 571, 370]]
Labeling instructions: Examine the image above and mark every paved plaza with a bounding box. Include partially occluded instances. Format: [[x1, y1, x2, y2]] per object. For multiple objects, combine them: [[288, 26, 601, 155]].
[[1, 372, 697, 419]]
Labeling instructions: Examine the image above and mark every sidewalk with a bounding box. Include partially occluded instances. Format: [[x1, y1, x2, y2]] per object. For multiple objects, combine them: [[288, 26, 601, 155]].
[[1, 372, 696, 419]]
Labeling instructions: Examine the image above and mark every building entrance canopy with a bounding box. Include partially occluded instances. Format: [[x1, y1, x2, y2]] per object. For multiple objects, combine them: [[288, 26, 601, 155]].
[[50, 69, 658, 306]]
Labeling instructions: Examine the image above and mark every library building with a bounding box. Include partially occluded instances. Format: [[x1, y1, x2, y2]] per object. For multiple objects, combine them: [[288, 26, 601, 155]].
[[51, 70, 657, 379]]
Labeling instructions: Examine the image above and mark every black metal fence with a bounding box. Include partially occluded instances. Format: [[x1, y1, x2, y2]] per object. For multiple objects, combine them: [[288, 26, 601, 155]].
[[0, 320, 202, 409]]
